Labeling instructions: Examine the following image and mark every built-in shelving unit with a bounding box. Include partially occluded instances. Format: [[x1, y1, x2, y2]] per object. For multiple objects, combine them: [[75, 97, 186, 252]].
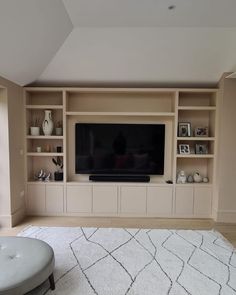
[[24, 87, 218, 219]]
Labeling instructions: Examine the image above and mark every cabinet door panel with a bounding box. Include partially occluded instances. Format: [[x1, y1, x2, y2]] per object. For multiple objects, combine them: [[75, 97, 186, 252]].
[[27, 184, 45, 214], [66, 186, 92, 213], [194, 187, 212, 217], [120, 186, 146, 214], [147, 186, 173, 216], [46, 185, 64, 213], [175, 187, 194, 215], [93, 186, 118, 214]]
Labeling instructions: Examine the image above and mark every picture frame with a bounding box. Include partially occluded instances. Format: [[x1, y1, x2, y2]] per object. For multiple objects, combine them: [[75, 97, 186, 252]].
[[178, 122, 191, 137], [179, 144, 190, 154], [194, 126, 209, 137], [195, 144, 208, 154]]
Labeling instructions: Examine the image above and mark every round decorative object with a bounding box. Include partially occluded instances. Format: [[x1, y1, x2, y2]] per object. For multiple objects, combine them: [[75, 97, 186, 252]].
[[187, 175, 194, 183], [203, 177, 209, 183], [42, 110, 53, 136], [177, 170, 187, 184], [193, 172, 203, 183]]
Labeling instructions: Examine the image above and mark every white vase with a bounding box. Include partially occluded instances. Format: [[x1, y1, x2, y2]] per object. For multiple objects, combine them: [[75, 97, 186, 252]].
[[42, 110, 53, 136]]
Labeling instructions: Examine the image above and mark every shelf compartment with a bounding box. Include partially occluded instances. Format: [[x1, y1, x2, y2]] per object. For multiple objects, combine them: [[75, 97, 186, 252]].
[[66, 111, 175, 117], [66, 91, 176, 113], [25, 90, 63, 106], [176, 158, 214, 184], [27, 156, 64, 182], [178, 91, 217, 107], [178, 110, 216, 137]]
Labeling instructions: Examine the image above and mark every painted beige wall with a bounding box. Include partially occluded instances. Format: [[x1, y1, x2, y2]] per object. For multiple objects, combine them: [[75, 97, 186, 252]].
[[217, 74, 236, 222], [0, 76, 24, 227]]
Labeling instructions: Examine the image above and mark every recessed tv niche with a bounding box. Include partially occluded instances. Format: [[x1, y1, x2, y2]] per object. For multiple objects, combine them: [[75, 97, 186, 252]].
[[75, 123, 165, 175]]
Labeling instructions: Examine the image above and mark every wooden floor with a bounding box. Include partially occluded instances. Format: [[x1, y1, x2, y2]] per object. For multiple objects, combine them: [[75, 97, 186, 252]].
[[1, 216, 236, 247]]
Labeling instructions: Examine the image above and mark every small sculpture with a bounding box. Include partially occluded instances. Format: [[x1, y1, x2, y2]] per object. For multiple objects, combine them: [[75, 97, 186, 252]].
[[193, 172, 202, 183], [36, 169, 51, 181], [203, 177, 209, 183], [187, 175, 194, 183], [177, 170, 187, 184]]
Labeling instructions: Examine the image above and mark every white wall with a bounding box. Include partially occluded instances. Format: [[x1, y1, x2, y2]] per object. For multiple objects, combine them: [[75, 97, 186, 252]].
[[0, 76, 24, 227]]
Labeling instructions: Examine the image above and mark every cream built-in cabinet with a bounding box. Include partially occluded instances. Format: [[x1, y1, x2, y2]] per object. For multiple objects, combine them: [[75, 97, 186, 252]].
[[24, 87, 218, 219]]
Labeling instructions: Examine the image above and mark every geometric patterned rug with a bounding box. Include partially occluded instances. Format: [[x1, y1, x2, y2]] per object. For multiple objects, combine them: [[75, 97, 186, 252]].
[[19, 226, 236, 295]]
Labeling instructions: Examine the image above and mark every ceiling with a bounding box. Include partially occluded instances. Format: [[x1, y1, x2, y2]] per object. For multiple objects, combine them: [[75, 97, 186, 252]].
[[1, 0, 236, 86]]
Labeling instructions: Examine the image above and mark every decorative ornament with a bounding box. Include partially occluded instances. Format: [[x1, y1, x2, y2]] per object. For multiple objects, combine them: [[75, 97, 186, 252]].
[[193, 172, 203, 183], [177, 170, 187, 184]]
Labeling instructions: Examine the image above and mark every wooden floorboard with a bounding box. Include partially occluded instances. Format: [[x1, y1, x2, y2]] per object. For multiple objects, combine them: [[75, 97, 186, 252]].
[[0, 216, 236, 247]]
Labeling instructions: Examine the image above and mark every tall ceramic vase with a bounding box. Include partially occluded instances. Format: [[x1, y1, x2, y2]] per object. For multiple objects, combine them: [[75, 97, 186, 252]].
[[42, 110, 53, 136]]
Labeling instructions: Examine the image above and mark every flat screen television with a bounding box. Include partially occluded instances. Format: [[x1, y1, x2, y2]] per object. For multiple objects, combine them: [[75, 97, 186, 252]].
[[75, 123, 165, 175]]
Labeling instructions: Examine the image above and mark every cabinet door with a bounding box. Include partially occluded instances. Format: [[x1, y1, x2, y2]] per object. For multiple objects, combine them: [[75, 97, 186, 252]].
[[194, 187, 212, 217], [46, 185, 64, 213], [120, 186, 146, 215], [175, 186, 194, 216], [93, 186, 118, 214], [27, 184, 45, 214], [147, 186, 173, 216], [66, 185, 92, 213]]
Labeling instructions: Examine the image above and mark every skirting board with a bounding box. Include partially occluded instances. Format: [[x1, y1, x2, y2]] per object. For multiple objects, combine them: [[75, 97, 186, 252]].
[[216, 210, 236, 223], [0, 206, 25, 228]]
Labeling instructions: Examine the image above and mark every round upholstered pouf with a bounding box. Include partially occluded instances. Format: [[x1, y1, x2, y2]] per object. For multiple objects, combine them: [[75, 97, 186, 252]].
[[0, 237, 55, 295]]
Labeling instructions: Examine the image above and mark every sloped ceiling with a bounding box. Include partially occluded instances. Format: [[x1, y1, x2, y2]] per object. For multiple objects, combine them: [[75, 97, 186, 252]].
[[0, 0, 72, 86], [1, 0, 236, 86]]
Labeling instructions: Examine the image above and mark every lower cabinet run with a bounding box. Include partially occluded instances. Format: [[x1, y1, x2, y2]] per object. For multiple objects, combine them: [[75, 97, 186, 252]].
[[26, 183, 212, 218]]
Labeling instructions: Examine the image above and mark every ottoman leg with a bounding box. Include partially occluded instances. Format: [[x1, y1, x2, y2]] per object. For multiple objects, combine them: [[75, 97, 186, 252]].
[[49, 273, 55, 290]]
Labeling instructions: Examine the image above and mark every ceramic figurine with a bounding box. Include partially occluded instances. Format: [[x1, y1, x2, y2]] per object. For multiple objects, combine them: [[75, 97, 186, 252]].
[[177, 170, 187, 184], [187, 175, 194, 183], [193, 172, 202, 183], [203, 177, 209, 183]]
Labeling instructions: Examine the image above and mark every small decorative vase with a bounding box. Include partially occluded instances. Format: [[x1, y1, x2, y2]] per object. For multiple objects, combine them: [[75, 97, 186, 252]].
[[187, 175, 194, 183], [30, 126, 40, 136], [193, 172, 202, 183], [42, 110, 53, 136], [55, 127, 63, 136]]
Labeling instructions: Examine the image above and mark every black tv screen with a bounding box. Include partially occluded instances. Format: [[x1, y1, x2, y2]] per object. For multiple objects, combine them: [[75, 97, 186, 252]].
[[75, 123, 165, 175]]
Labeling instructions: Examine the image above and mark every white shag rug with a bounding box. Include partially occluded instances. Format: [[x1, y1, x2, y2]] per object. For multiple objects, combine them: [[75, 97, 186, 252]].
[[18, 226, 236, 295]]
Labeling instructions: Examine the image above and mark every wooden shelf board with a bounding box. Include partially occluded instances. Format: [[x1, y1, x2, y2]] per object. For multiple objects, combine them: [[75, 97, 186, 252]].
[[177, 137, 215, 141], [175, 183, 212, 186], [27, 153, 64, 157], [176, 154, 214, 158], [27, 180, 64, 185], [26, 136, 64, 139], [178, 106, 216, 111], [66, 111, 175, 117], [26, 105, 63, 109]]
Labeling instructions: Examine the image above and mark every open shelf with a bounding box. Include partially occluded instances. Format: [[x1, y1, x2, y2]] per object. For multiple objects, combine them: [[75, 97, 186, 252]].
[[27, 153, 64, 157], [26, 135, 64, 139], [177, 137, 215, 141], [26, 105, 63, 109], [176, 154, 214, 158], [178, 106, 216, 111]]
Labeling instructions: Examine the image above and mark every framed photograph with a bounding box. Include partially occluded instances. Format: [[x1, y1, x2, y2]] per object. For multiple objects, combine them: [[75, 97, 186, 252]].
[[179, 144, 190, 154], [195, 144, 208, 154], [194, 126, 209, 137], [178, 122, 191, 137]]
